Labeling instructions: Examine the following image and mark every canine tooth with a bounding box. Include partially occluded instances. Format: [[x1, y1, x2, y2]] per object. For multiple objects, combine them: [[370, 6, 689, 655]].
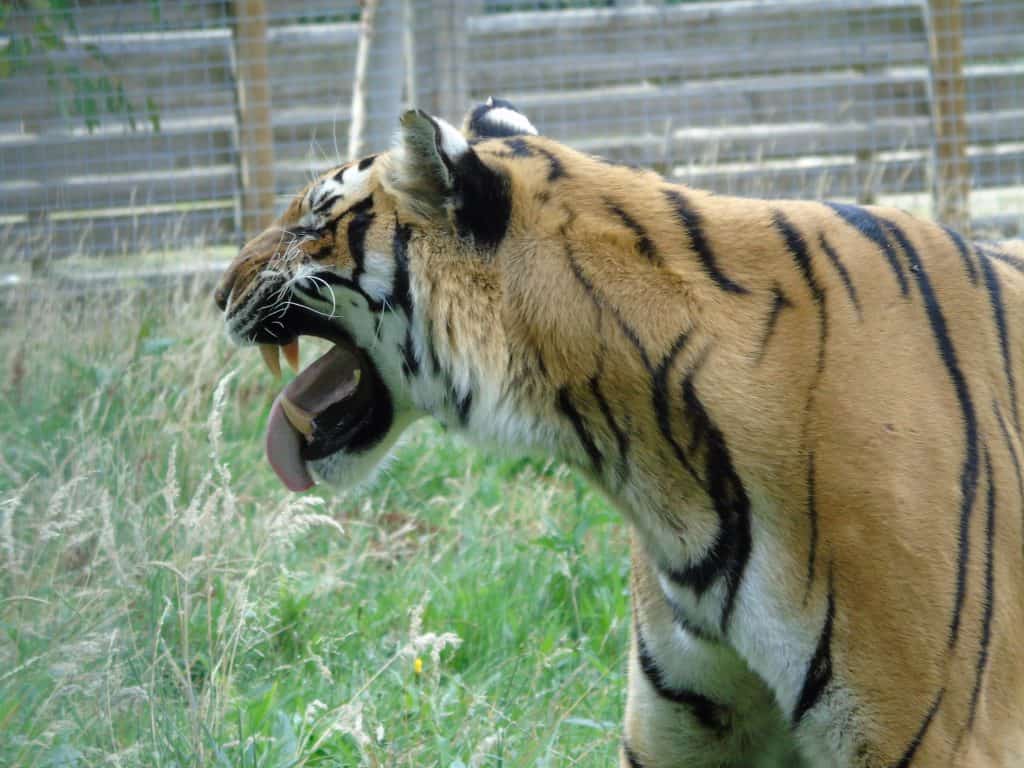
[[283, 339, 300, 372], [260, 344, 282, 378], [280, 395, 315, 438]]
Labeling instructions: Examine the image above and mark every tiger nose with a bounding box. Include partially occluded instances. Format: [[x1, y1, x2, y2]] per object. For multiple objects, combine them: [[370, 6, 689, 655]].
[[215, 226, 288, 312], [214, 270, 236, 312]]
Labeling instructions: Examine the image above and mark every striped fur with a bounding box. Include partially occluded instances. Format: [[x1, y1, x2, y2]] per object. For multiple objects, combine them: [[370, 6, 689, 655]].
[[217, 100, 1024, 767]]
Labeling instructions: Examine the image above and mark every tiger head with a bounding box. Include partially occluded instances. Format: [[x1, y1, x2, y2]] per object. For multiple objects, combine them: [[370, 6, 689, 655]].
[[216, 98, 608, 491]]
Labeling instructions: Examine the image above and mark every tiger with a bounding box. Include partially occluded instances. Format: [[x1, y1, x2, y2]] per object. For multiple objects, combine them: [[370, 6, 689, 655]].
[[215, 96, 1024, 766]]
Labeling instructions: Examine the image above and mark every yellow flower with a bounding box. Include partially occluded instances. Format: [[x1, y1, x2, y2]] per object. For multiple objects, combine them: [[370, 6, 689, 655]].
[[413, 657, 424, 676]]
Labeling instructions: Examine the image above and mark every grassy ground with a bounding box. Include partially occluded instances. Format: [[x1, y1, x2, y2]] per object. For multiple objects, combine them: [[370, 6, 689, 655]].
[[0, 282, 629, 767]]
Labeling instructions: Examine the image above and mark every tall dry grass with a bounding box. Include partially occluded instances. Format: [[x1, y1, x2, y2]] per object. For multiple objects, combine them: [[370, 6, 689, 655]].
[[0, 279, 628, 767]]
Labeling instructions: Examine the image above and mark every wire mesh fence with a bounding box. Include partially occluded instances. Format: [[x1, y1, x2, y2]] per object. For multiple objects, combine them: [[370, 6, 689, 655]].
[[1, 0, 1022, 279]]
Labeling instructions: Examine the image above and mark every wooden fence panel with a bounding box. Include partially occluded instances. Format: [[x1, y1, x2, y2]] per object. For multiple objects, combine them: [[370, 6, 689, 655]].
[[1, 0, 1023, 263]]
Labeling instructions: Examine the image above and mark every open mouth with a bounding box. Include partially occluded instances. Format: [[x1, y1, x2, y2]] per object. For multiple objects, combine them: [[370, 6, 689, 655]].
[[245, 298, 394, 492]]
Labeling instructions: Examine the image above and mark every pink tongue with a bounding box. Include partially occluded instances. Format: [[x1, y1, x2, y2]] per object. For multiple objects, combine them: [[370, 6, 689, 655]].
[[265, 344, 362, 492], [266, 397, 314, 491]]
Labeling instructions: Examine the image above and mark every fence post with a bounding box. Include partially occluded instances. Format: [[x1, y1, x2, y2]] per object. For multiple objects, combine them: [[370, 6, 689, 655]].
[[349, 0, 407, 160], [925, 0, 970, 234], [232, 0, 276, 240]]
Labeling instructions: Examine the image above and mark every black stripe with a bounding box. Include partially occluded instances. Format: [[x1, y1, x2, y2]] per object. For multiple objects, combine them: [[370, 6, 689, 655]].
[[883, 219, 979, 650], [456, 389, 473, 425], [426, 333, 443, 376], [663, 188, 748, 294], [309, 238, 336, 262], [661, 588, 720, 643], [622, 743, 645, 768], [793, 569, 834, 725], [345, 196, 376, 285], [979, 252, 1019, 432], [316, 271, 385, 314], [590, 373, 630, 482], [635, 627, 724, 731], [891, 689, 945, 768], [680, 374, 753, 632], [774, 214, 828, 606], [943, 225, 978, 285], [775, 212, 825, 309], [774, 213, 827, 375], [756, 284, 792, 364], [400, 327, 419, 378], [313, 194, 341, 215], [534, 145, 566, 181], [390, 221, 414, 317], [502, 137, 533, 158], [961, 448, 996, 739], [818, 233, 862, 320], [994, 401, 1024, 559], [347, 195, 375, 215], [607, 200, 660, 265], [565, 244, 652, 371], [803, 452, 818, 604], [423, 315, 443, 375], [651, 332, 703, 486], [827, 203, 909, 296], [556, 386, 603, 474]]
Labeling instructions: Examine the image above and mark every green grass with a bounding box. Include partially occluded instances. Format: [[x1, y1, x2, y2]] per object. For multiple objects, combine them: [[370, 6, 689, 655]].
[[0, 281, 629, 767]]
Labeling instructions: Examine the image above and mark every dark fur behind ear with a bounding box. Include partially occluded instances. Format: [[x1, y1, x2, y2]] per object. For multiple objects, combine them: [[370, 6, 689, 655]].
[[452, 150, 511, 249]]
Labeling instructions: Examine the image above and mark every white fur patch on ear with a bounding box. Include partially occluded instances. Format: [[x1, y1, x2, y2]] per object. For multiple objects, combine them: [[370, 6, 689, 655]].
[[485, 107, 537, 136], [464, 97, 538, 139], [435, 116, 469, 160]]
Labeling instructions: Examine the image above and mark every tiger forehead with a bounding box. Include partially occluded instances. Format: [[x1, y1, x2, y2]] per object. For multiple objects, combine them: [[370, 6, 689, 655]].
[[304, 157, 378, 213]]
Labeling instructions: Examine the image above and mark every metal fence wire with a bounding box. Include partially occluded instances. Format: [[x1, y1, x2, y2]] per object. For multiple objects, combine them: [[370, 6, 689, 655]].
[[1, 0, 1022, 277]]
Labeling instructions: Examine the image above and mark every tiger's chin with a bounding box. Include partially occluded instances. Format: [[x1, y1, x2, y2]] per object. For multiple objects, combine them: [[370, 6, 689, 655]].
[[303, 409, 421, 490]]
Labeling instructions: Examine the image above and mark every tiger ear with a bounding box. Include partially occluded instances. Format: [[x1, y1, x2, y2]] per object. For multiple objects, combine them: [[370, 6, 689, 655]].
[[463, 97, 538, 140], [388, 109, 470, 219], [388, 108, 512, 249]]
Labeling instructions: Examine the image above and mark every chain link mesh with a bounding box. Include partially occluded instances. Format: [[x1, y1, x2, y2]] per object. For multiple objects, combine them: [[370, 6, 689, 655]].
[[1, 0, 1021, 277]]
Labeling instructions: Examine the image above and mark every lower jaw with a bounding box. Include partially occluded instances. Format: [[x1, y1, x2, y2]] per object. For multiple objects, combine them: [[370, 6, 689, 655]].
[[306, 408, 423, 489], [298, 347, 396, 462]]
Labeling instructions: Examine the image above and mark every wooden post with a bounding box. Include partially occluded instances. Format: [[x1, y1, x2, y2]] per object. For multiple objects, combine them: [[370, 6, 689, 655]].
[[349, 0, 406, 160], [232, 0, 276, 240], [925, 0, 970, 234]]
